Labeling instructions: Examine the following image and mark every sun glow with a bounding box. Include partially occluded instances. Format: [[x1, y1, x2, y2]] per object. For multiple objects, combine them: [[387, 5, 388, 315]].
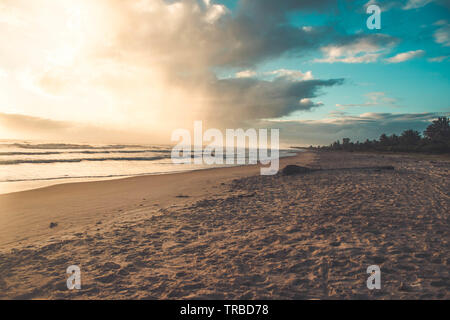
[[0, 0, 210, 140]]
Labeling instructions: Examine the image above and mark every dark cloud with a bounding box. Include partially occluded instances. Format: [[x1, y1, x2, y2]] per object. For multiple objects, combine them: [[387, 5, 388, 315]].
[[221, 1, 398, 66], [261, 112, 450, 146], [237, 0, 336, 17], [204, 77, 344, 125], [223, 0, 338, 66]]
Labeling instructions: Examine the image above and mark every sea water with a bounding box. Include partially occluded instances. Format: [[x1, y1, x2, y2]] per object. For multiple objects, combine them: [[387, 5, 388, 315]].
[[0, 140, 298, 194]]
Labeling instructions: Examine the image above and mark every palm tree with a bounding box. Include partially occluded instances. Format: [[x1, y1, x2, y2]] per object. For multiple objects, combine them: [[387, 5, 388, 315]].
[[400, 129, 421, 145], [379, 133, 389, 146], [424, 117, 450, 142]]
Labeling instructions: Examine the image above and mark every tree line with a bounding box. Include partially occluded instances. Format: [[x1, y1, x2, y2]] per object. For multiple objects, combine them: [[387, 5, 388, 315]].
[[316, 117, 450, 154]]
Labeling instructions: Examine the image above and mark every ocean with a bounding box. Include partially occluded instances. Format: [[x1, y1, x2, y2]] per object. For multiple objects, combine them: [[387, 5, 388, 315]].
[[0, 140, 298, 194]]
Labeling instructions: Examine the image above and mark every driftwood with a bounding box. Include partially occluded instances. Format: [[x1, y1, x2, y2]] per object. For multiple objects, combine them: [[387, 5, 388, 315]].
[[282, 165, 395, 176]]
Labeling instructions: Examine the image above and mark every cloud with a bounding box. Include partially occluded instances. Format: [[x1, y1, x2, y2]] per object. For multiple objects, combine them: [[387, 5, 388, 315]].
[[433, 20, 450, 47], [203, 0, 229, 23], [328, 110, 349, 118], [428, 55, 450, 62], [263, 112, 449, 146], [364, 0, 398, 12], [235, 70, 257, 78], [0, 0, 351, 138], [110, 0, 340, 70], [234, 68, 314, 81], [204, 77, 344, 125], [385, 50, 425, 63], [0, 112, 165, 143], [299, 98, 324, 109], [266, 69, 314, 81], [403, 0, 433, 10], [314, 34, 398, 64], [237, 0, 336, 20], [0, 112, 70, 132], [364, 0, 449, 11], [7, 0, 433, 146], [336, 92, 397, 108]]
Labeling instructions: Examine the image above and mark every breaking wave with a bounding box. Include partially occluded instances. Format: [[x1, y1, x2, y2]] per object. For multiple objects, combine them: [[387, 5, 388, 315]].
[[0, 156, 169, 165]]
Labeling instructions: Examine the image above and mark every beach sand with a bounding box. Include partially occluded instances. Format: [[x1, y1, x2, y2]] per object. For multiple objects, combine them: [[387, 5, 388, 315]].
[[0, 151, 448, 299]]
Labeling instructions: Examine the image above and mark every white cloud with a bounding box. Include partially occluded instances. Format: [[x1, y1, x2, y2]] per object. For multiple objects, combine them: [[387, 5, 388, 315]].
[[203, 2, 228, 23], [365, 0, 443, 12], [428, 55, 449, 62], [403, 0, 433, 10], [267, 69, 314, 81], [299, 98, 323, 108], [433, 20, 450, 47], [314, 36, 395, 64], [235, 70, 257, 78], [364, 0, 397, 12], [385, 50, 425, 63], [234, 69, 314, 81], [336, 92, 397, 108]]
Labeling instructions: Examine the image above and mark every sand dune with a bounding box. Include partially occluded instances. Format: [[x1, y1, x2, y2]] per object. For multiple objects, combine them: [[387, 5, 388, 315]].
[[0, 151, 448, 299]]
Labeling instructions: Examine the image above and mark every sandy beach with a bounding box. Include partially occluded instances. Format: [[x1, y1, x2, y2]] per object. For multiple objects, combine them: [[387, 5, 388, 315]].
[[0, 151, 448, 299]]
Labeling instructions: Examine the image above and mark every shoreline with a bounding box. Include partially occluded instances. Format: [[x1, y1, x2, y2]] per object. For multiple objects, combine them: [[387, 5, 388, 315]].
[[0, 151, 300, 196], [0, 152, 310, 249]]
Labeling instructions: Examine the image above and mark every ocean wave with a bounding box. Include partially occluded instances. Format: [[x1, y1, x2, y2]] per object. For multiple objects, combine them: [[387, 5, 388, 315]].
[[0, 152, 62, 156], [0, 156, 168, 165], [0, 149, 172, 156], [0, 171, 182, 183], [0, 143, 149, 150]]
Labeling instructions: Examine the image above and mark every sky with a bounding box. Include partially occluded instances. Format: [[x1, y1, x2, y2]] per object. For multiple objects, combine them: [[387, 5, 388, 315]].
[[0, 0, 449, 146]]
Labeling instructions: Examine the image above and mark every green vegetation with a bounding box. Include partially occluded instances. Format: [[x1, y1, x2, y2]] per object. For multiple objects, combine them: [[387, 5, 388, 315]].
[[318, 117, 450, 154]]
